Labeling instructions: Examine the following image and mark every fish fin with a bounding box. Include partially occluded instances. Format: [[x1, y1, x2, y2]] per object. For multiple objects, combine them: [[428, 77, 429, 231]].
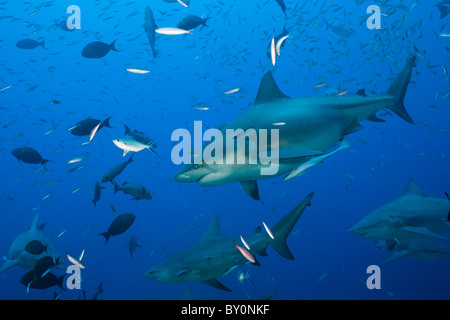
[[240, 181, 260, 201], [122, 150, 129, 157], [202, 278, 232, 292], [254, 71, 290, 105], [400, 226, 446, 240], [380, 251, 409, 265], [0, 259, 18, 273], [271, 192, 314, 260], [97, 232, 111, 246], [124, 124, 132, 136], [367, 114, 385, 122], [102, 116, 113, 128], [402, 179, 427, 197], [355, 89, 367, 97], [110, 40, 119, 52], [343, 120, 363, 135], [386, 54, 416, 124], [201, 216, 225, 241]]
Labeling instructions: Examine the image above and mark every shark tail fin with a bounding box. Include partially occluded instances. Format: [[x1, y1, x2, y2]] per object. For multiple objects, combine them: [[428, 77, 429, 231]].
[[270, 192, 314, 260], [386, 54, 416, 124]]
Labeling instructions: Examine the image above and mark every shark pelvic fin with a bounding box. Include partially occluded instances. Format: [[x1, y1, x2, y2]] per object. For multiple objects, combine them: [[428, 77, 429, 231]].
[[202, 278, 232, 292], [240, 181, 260, 201], [254, 71, 290, 105]]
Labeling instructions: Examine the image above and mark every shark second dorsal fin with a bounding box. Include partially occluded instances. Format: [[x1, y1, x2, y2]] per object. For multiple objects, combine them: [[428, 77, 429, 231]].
[[201, 216, 225, 241], [254, 71, 290, 105], [402, 179, 427, 197]]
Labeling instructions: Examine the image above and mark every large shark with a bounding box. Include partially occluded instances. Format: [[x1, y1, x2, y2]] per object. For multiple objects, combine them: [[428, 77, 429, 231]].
[[145, 192, 313, 291], [0, 213, 64, 273], [175, 55, 417, 200], [349, 179, 450, 242]]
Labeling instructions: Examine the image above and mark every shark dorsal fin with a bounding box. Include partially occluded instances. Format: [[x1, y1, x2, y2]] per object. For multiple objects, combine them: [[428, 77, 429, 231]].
[[201, 216, 225, 241], [29, 213, 40, 231], [402, 179, 427, 197], [254, 71, 290, 105]]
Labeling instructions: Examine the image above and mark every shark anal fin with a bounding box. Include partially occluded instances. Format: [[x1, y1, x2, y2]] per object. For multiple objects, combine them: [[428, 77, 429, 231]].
[[202, 278, 232, 292], [240, 181, 260, 201]]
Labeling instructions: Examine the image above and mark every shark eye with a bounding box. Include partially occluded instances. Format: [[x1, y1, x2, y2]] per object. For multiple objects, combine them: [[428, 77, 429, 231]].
[[193, 165, 200, 170]]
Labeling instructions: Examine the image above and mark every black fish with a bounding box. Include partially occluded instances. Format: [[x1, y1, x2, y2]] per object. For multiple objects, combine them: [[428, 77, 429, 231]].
[[143, 6, 159, 58], [275, 0, 287, 16], [34, 256, 60, 272], [69, 117, 112, 136], [97, 213, 136, 245], [12, 147, 51, 166], [25, 240, 48, 255], [21, 270, 65, 290], [101, 154, 134, 184], [81, 40, 118, 59], [92, 181, 105, 209], [16, 39, 45, 49], [178, 15, 210, 31]]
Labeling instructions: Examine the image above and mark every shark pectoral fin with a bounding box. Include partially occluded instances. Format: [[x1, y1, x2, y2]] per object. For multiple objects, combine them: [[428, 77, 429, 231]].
[[240, 181, 260, 201], [380, 251, 410, 265], [274, 147, 322, 160], [400, 226, 446, 240], [202, 278, 232, 292], [0, 259, 18, 273]]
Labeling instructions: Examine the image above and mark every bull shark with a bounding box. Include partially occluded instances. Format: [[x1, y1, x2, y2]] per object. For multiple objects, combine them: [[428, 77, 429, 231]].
[[0, 213, 64, 273], [175, 54, 417, 200], [145, 192, 313, 291], [349, 179, 450, 242]]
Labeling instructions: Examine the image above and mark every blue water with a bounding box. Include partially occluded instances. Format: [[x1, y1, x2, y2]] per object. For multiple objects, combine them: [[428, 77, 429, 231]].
[[0, 0, 449, 300]]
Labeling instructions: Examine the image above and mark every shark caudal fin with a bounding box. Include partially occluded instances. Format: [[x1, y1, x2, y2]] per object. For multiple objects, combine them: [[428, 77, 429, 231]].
[[270, 192, 313, 260], [386, 54, 416, 124]]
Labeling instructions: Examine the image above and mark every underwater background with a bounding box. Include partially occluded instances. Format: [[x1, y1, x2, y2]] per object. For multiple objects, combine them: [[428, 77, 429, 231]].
[[0, 0, 449, 300]]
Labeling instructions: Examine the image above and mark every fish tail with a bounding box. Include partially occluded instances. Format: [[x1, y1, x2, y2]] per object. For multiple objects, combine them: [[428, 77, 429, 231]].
[[57, 274, 66, 290], [97, 232, 111, 246], [112, 180, 120, 194], [386, 54, 416, 124], [270, 192, 314, 260], [40, 40, 46, 48], [110, 40, 119, 52], [202, 17, 211, 27], [124, 124, 132, 136], [102, 116, 113, 128]]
